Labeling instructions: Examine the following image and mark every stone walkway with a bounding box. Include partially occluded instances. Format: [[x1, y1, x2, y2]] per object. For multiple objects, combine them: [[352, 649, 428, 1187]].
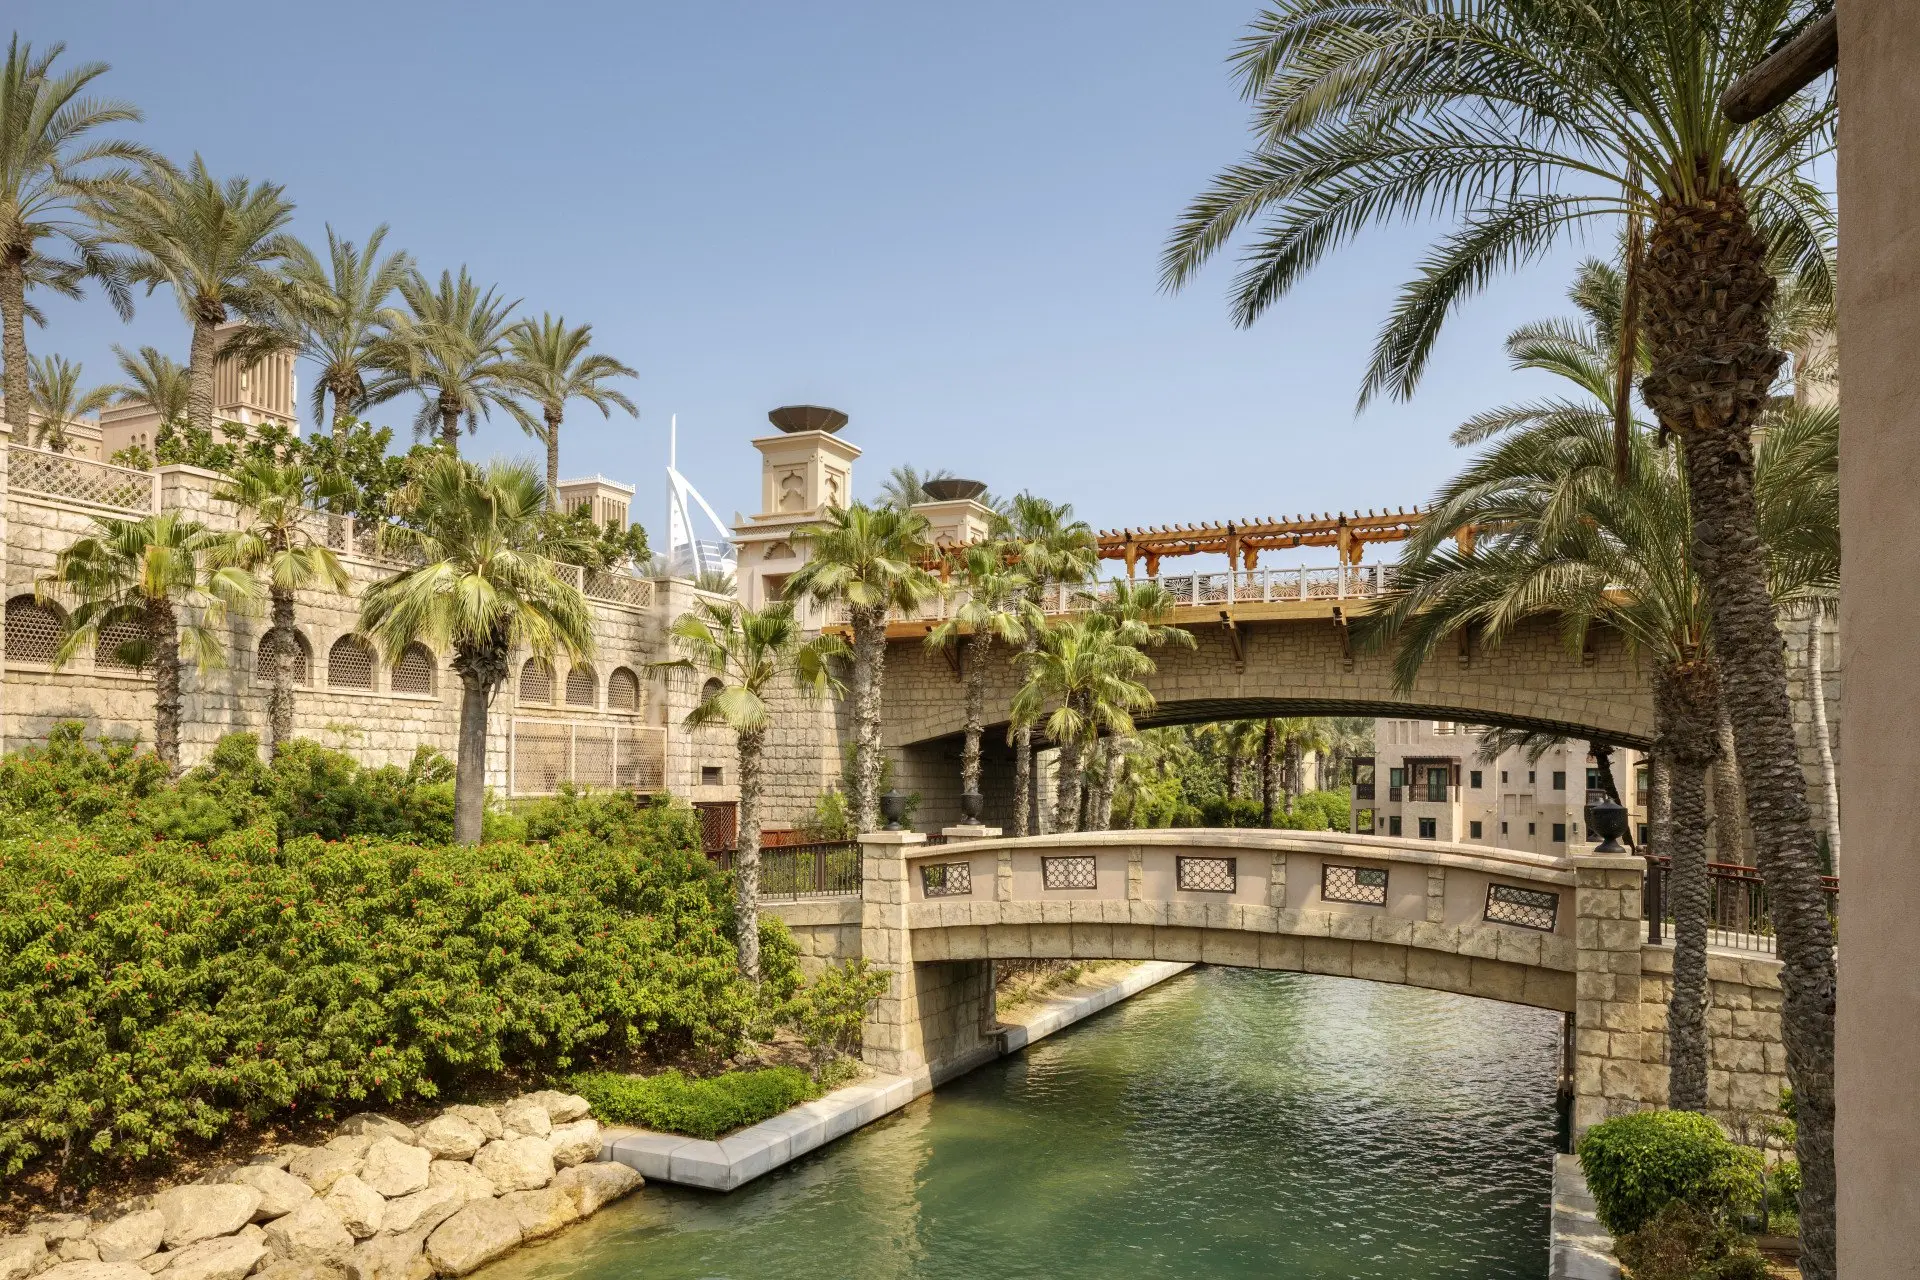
[[1550, 1153, 1620, 1279]]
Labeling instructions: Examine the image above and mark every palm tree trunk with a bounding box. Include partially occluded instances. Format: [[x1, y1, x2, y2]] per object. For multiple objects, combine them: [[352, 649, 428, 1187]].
[[147, 597, 182, 772], [735, 726, 765, 982], [440, 400, 462, 452], [960, 631, 989, 800], [1012, 724, 1033, 837], [1643, 189, 1837, 1275], [452, 671, 492, 844], [1711, 710, 1753, 866], [1224, 741, 1241, 800], [1054, 735, 1083, 835], [1655, 660, 1721, 1114], [544, 411, 562, 509], [1805, 608, 1841, 872], [1260, 720, 1276, 827], [187, 313, 220, 434], [1648, 752, 1671, 861], [1284, 737, 1303, 814], [0, 249, 29, 433], [267, 586, 297, 756], [1100, 739, 1126, 830], [849, 605, 888, 833]]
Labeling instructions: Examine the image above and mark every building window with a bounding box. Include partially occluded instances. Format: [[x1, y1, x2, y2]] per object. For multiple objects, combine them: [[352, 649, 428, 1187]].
[[1528, 770, 1536, 784], [1388, 816, 1403, 837], [1469, 770, 1483, 789], [520, 658, 555, 704], [95, 619, 148, 671], [1501, 770, 1509, 784], [1528, 822, 1537, 836], [1552, 770, 1566, 790], [256, 630, 313, 686], [391, 643, 436, 695], [328, 635, 377, 690], [4, 596, 64, 664], [1634, 763, 1648, 804], [762, 573, 789, 601], [1388, 767, 1405, 790], [1470, 820, 1483, 839], [1418, 817, 1437, 839], [700, 765, 724, 786], [1586, 767, 1604, 793], [1425, 766, 1448, 802], [607, 666, 641, 712], [565, 664, 598, 707], [1501, 821, 1509, 834], [1552, 822, 1567, 842], [1638, 823, 1649, 846]]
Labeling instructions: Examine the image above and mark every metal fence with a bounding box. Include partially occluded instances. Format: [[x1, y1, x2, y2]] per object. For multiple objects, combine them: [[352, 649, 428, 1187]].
[[508, 719, 667, 796], [1642, 855, 1840, 954], [10, 446, 154, 513], [709, 842, 862, 899]]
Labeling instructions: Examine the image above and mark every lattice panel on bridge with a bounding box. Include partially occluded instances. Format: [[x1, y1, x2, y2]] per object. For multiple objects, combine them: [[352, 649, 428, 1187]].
[[1322, 863, 1388, 906], [1041, 855, 1097, 891], [1485, 883, 1559, 932], [920, 861, 973, 898], [1176, 856, 1236, 893], [10, 447, 152, 513]]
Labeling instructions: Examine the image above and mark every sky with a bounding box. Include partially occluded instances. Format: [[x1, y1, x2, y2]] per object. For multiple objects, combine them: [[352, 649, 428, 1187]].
[[18, 1, 1600, 565]]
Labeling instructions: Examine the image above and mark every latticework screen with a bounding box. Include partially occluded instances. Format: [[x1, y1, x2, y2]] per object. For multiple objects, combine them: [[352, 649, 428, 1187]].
[[10, 447, 151, 512], [607, 667, 641, 712], [95, 619, 148, 671], [1485, 883, 1559, 932], [5, 597, 63, 664], [391, 644, 435, 694], [512, 721, 570, 795], [520, 659, 554, 704], [921, 861, 974, 898], [1177, 856, 1237, 893], [255, 630, 312, 685], [1042, 855, 1098, 891], [328, 635, 376, 689], [1323, 863, 1389, 906], [572, 724, 616, 788], [565, 665, 598, 707], [511, 720, 667, 796]]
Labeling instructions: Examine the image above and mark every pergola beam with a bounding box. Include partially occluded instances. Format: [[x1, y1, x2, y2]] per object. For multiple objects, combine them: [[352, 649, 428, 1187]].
[[1722, 11, 1837, 124]]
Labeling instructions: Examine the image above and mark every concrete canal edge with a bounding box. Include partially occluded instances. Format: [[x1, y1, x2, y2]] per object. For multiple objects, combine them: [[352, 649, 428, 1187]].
[[1550, 1152, 1621, 1279], [598, 960, 1196, 1191]]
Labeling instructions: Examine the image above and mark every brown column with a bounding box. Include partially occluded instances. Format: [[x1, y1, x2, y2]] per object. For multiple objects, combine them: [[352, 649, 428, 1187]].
[[1836, 2, 1920, 1269]]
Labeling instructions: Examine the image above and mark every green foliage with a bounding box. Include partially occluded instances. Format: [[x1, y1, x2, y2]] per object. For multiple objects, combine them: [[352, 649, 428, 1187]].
[[518, 786, 694, 849], [1271, 790, 1350, 832], [785, 959, 889, 1067], [1614, 1201, 1770, 1280], [756, 916, 803, 1007], [800, 787, 854, 841], [1578, 1111, 1760, 1236], [570, 1067, 819, 1140], [535, 503, 649, 570], [1199, 796, 1265, 828]]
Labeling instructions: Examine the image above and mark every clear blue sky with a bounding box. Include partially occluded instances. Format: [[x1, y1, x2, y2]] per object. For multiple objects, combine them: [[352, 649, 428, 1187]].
[[20, 1, 1596, 559]]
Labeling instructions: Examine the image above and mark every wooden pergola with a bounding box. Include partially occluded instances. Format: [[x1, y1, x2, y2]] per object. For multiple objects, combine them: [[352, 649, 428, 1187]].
[[1095, 507, 1448, 577]]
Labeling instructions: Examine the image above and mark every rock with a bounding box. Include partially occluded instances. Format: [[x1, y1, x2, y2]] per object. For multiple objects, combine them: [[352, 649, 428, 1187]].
[[320, 1179, 383, 1241], [153, 1187, 261, 1251], [335, 1116, 413, 1145], [151, 1235, 267, 1280], [25, 1219, 91, 1246], [470, 1139, 553, 1194], [91, 1213, 165, 1266], [544, 1121, 599, 1169], [438, 1108, 501, 1143], [135, 1257, 169, 1276], [262, 1204, 353, 1267], [408, 1118, 483, 1164], [372, 1188, 461, 1240], [287, 1150, 361, 1196], [247, 1148, 299, 1171], [492, 1191, 576, 1243], [495, 1101, 549, 1141], [0, 1237, 48, 1280], [36, 1265, 148, 1280], [223, 1167, 314, 1221], [342, 1233, 430, 1280], [423, 1165, 494, 1208], [51, 1248, 96, 1266], [321, 1135, 378, 1162], [252, 1263, 343, 1280], [423, 1205, 521, 1279], [520, 1092, 590, 1125], [357, 1141, 430, 1200], [552, 1164, 642, 1217]]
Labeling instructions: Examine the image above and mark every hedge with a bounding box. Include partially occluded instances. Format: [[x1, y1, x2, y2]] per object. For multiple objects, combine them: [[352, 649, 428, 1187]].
[[571, 1067, 821, 1139], [1577, 1110, 1761, 1235]]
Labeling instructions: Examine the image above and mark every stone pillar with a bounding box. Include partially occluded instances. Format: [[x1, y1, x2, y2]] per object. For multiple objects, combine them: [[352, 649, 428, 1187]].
[[938, 825, 1001, 1032], [859, 828, 928, 1078], [941, 823, 1001, 841], [1571, 853, 1649, 1137]]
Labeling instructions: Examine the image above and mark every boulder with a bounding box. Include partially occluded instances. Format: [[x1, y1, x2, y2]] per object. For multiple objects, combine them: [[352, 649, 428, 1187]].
[[262, 1205, 353, 1268], [91, 1213, 165, 1265], [0, 1237, 49, 1280], [495, 1101, 548, 1141], [335, 1116, 413, 1145], [36, 1264, 148, 1280], [25, 1219, 90, 1246], [51, 1248, 95, 1267], [423, 1165, 494, 1208], [135, 1256, 168, 1276], [408, 1118, 482, 1164], [358, 1140, 431, 1200], [470, 1139, 553, 1195], [247, 1148, 299, 1171], [544, 1121, 600, 1169], [383, 1189, 462, 1241], [253, 1262, 344, 1280], [423, 1205, 521, 1279], [438, 1108, 501, 1144], [153, 1235, 267, 1280], [492, 1191, 576, 1243], [321, 1178, 383, 1241], [287, 1150, 361, 1197], [520, 1092, 590, 1125], [223, 1167, 314, 1221], [343, 1232, 430, 1280], [552, 1164, 642, 1217], [322, 1135, 378, 1162], [152, 1187, 261, 1251]]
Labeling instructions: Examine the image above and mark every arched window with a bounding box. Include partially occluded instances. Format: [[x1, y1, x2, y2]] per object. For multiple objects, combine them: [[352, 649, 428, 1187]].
[[700, 677, 725, 704], [607, 667, 641, 712], [255, 630, 312, 686], [328, 634, 377, 690], [95, 618, 150, 671], [391, 643, 437, 695], [520, 658, 554, 704], [4, 596, 64, 665], [564, 664, 598, 707]]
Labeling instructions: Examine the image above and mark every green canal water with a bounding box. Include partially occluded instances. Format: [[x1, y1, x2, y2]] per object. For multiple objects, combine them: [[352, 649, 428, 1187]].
[[490, 967, 1562, 1280]]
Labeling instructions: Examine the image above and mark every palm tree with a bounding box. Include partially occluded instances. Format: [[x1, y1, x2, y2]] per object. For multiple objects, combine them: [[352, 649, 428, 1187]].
[[926, 543, 1034, 813], [506, 314, 638, 504], [878, 465, 954, 511], [1162, 9, 1838, 1258], [1277, 717, 1331, 814], [105, 344, 190, 426], [1086, 580, 1194, 829], [100, 155, 303, 435], [787, 502, 936, 833], [0, 36, 148, 434], [998, 494, 1097, 834], [25, 354, 111, 452], [367, 267, 529, 452], [210, 458, 352, 756], [40, 510, 256, 771], [1013, 615, 1157, 834], [667, 598, 844, 980], [359, 457, 593, 843]]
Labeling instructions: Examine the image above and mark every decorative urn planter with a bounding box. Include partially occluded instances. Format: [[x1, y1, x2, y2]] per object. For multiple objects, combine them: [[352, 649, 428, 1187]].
[[880, 788, 909, 831]]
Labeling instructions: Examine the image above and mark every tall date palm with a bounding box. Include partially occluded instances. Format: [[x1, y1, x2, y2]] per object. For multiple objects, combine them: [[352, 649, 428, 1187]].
[[506, 314, 638, 504], [927, 544, 1035, 813], [368, 267, 528, 452], [998, 494, 1097, 835]]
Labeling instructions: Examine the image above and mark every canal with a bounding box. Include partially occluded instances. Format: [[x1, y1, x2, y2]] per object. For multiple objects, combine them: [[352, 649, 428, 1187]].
[[489, 967, 1563, 1280]]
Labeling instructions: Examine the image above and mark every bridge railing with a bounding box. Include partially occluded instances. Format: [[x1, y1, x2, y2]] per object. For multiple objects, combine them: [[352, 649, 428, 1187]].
[[1641, 854, 1838, 954]]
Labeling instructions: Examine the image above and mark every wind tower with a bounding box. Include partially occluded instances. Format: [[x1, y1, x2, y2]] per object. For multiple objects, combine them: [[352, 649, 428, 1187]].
[[733, 405, 861, 612]]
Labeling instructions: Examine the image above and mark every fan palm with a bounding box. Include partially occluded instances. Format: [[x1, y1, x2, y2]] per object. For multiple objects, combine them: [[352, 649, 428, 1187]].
[[367, 267, 529, 452], [106, 344, 190, 426], [1012, 615, 1158, 834], [506, 315, 638, 504], [25, 354, 111, 452], [210, 459, 352, 756], [666, 598, 845, 980], [359, 457, 594, 843], [1085, 580, 1194, 829], [787, 502, 937, 832], [99, 156, 303, 435], [0, 36, 147, 433], [39, 511, 257, 771], [1163, 7, 1838, 1256], [927, 544, 1036, 811]]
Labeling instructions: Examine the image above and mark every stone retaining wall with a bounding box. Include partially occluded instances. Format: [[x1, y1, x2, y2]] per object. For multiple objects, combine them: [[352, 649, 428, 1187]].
[[1637, 946, 1789, 1126]]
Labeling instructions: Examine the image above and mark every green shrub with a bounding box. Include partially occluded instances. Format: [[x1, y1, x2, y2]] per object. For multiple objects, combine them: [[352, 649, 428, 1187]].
[[1578, 1111, 1759, 1235], [1614, 1201, 1770, 1280], [787, 959, 890, 1067], [1199, 796, 1265, 828], [571, 1067, 819, 1139]]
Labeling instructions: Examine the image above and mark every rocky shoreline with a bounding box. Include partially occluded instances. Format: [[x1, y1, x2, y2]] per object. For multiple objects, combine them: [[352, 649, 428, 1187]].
[[0, 1093, 643, 1280]]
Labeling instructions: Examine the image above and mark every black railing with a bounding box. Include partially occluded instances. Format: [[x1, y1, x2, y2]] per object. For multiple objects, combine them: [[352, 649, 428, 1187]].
[[1353, 782, 1376, 801], [709, 841, 861, 898], [1642, 855, 1839, 954]]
